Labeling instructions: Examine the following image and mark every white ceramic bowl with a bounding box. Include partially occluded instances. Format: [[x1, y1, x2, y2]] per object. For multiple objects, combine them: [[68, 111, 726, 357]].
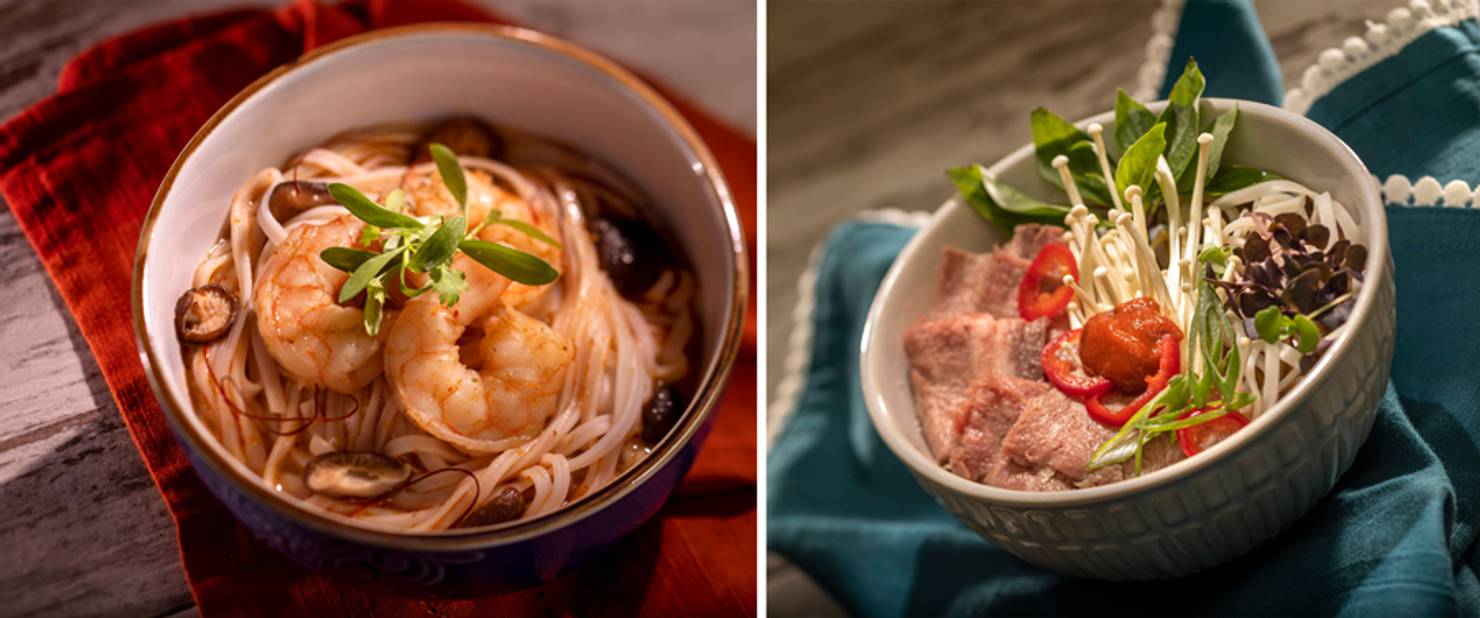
[[861, 99, 1394, 580], [131, 25, 746, 588]]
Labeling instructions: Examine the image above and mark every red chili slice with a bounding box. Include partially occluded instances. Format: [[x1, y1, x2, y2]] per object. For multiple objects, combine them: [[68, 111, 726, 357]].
[[1018, 242, 1078, 321], [1177, 407, 1251, 457], [1040, 328, 1112, 400], [1085, 334, 1181, 427]]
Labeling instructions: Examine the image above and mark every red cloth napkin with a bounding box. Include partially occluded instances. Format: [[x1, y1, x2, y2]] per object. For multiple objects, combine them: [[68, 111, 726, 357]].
[[0, 1, 756, 615]]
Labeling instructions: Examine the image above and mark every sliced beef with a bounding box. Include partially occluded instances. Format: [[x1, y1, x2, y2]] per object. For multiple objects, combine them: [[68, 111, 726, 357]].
[[933, 247, 1027, 318], [904, 314, 1047, 459], [1006, 223, 1066, 261], [998, 383, 1116, 484], [932, 224, 1067, 319], [949, 376, 1074, 491], [995, 384, 1185, 488]]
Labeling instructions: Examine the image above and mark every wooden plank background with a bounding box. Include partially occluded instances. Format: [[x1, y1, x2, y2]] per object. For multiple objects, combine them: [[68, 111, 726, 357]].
[[764, 0, 1402, 614], [0, 1, 753, 615]]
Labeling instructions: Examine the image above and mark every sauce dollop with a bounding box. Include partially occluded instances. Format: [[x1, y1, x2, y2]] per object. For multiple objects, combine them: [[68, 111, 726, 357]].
[[1079, 297, 1182, 394]]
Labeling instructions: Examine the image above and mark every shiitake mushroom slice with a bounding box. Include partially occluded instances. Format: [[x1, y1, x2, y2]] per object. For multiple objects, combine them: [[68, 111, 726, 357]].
[[174, 284, 239, 344], [640, 384, 684, 446], [265, 180, 336, 222], [589, 215, 672, 298], [459, 486, 527, 527], [303, 452, 412, 499]]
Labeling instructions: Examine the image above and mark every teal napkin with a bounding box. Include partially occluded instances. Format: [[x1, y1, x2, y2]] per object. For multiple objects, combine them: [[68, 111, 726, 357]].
[[768, 1, 1480, 615], [1307, 19, 1480, 185]]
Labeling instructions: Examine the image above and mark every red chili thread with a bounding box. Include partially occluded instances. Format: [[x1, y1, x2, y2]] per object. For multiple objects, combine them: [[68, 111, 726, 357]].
[[199, 352, 359, 436]]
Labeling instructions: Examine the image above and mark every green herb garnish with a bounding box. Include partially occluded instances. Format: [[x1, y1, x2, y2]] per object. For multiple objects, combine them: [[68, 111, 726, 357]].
[[947, 164, 1072, 233], [1253, 305, 1321, 354], [428, 144, 467, 214], [1159, 58, 1206, 183], [1200, 105, 1238, 187], [952, 59, 1281, 229], [1030, 108, 1114, 206], [1113, 89, 1156, 156], [318, 143, 559, 335], [1203, 165, 1283, 199], [1113, 121, 1167, 205]]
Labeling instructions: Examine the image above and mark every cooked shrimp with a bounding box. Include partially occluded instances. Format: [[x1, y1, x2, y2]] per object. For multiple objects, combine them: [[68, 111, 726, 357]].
[[384, 255, 574, 454], [403, 167, 563, 310], [254, 215, 387, 393]]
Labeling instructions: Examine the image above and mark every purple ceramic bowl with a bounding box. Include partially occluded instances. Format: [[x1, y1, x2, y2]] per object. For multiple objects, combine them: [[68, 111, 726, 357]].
[[131, 24, 747, 591]]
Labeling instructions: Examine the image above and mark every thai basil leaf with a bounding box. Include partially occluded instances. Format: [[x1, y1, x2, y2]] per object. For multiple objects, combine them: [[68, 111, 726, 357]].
[[983, 174, 1073, 218], [1158, 59, 1206, 181], [459, 239, 560, 285], [408, 216, 466, 273], [1203, 104, 1238, 185], [947, 165, 1069, 233], [429, 143, 467, 210], [338, 248, 401, 303], [1030, 108, 1111, 206], [1114, 89, 1156, 155], [1204, 165, 1283, 199], [949, 166, 1015, 233], [1114, 122, 1166, 202], [1177, 104, 1239, 193], [1166, 58, 1206, 108], [329, 183, 424, 229], [319, 247, 376, 273], [1064, 140, 1113, 205]]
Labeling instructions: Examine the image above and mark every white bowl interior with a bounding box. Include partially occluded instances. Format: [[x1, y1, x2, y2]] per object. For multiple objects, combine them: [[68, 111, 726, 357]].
[[862, 98, 1384, 503], [139, 29, 738, 495]]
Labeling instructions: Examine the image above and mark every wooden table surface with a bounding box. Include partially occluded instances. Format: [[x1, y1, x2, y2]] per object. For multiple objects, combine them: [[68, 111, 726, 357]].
[[0, 1, 753, 616], [764, 0, 1401, 614]]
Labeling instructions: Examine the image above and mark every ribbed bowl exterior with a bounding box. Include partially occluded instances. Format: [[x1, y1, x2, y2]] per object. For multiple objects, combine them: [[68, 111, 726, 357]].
[[912, 260, 1395, 580]]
